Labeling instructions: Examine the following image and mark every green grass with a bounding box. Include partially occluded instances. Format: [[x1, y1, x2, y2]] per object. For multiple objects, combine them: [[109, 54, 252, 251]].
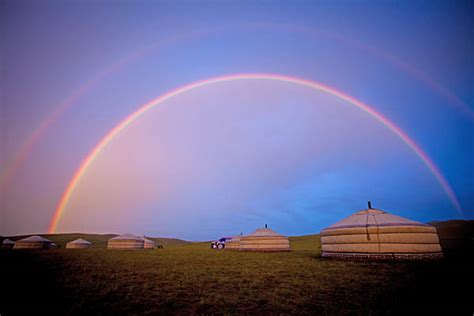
[[0, 220, 472, 315], [289, 234, 321, 252], [145, 237, 191, 248]]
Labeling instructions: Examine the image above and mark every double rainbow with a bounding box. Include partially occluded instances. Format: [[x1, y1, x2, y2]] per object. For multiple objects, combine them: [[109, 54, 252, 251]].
[[48, 73, 462, 233], [3, 24, 471, 196]]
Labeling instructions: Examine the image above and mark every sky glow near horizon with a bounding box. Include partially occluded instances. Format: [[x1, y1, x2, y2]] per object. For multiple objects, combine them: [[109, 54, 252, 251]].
[[1, 1, 473, 240]]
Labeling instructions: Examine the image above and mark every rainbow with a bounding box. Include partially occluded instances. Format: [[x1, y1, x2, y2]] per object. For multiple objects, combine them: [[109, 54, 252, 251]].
[[3, 25, 471, 195], [48, 73, 463, 233]]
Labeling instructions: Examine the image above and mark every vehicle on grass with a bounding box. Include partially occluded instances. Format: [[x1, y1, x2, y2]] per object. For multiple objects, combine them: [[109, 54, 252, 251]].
[[210, 237, 232, 249]]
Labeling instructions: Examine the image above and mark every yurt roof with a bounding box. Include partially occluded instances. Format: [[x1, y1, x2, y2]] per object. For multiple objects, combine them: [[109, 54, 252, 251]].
[[68, 238, 92, 245], [17, 235, 53, 243], [2, 238, 15, 244], [110, 234, 142, 241], [247, 228, 285, 237], [142, 237, 155, 243], [323, 208, 429, 230]]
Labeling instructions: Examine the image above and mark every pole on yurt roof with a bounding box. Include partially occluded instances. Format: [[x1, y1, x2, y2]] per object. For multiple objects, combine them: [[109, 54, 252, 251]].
[[365, 202, 371, 240]]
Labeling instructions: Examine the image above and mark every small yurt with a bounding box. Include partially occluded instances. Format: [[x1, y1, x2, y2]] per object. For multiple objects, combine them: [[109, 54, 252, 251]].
[[13, 235, 53, 249], [225, 235, 242, 250], [66, 238, 92, 249], [320, 202, 443, 260], [142, 237, 156, 249], [240, 226, 291, 252], [107, 234, 144, 249], [2, 239, 15, 249]]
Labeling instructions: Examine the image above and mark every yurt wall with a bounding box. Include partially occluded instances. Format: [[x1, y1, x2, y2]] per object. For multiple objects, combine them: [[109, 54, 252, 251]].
[[107, 234, 144, 249], [66, 238, 93, 249], [13, 236, 54, 249], [142, 237, 156, 249], [240, 227, 291, 252], [225, 236, 241, 250]]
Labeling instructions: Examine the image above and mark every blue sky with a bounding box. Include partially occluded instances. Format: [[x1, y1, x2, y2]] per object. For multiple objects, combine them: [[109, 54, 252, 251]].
[[1, 0, 473, 239]]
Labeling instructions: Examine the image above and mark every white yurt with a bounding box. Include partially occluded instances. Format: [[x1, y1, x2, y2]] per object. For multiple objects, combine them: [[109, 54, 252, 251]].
[[320, 202, 443, 260], [107, 234, 144, 249], [225, 235, 242, 250], [142, 237, 156, 249], [240, 226, 291, 252], [66, 238, 92, 249], [2, 239, 15, 249], [13, 235, 54, 249]]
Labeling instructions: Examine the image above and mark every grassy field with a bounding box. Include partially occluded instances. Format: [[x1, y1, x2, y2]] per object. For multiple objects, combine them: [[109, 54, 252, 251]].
[[0, 221, 472, 315]]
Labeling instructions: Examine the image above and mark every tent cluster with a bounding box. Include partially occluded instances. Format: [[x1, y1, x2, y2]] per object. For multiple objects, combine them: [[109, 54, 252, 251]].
[[2, 203, 443, 260], [1, 234, 161, 251], [222, 203, 443, 260], [2, 235, 90, 249], [320, 203, 443, 260], [65, 235, 159, 249], [224, 226, 291, 252]]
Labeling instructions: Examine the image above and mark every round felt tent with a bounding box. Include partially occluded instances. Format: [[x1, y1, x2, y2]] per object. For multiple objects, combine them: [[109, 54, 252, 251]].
[[142, 237, 156, 249], [225, 235, 242, 250], [320, 203, 443, 260], [66, 238, 92, 249], [13, 235, 54, 249], [2, 238, 15, 249], [107, 234, 144, 249], [240, 226, 290, 252]]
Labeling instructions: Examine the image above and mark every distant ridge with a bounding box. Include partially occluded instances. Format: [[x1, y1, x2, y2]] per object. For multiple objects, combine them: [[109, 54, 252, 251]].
[[428, 220, 474, 257]]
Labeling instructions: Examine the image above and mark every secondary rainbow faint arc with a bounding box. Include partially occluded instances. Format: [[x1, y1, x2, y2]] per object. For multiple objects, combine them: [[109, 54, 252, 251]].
[[48, 73, 463, 233], [3, 24, 471, 195]]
